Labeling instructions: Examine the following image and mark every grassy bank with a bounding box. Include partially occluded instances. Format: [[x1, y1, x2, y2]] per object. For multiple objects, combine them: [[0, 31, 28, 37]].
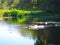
[[0, 9, 60, 24]]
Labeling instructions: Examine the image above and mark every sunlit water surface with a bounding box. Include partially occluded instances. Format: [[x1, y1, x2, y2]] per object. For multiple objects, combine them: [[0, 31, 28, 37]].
[[0, 21, 35, 45]]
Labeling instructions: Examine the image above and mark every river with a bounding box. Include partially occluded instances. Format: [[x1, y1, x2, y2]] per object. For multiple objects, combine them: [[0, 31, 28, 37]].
[[0, 18, 60, 45]]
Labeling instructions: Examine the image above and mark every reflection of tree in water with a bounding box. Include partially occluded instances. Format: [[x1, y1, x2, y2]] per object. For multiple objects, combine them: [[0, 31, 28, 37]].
[[20, 29, 38, 39], [48, 27, 60, 45], [20, 28, 49, 45], [56, 27, 60, 45], [20, 27, 60, 45], [4, 18, 17, 24], [34, 30, 49, 45], [34, 30, 44, 45]]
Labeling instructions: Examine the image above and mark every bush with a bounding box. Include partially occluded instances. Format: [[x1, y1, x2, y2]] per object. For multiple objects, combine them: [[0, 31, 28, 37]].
[[3, 12, 10, 17]]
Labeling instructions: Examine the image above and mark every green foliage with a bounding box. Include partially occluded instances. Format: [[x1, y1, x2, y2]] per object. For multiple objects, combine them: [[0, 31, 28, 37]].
[[3, 12, 10, 17], [1, 9, 31, 23], [10, 10, 18, 17], [0, 0, 60, 12], [0, 9, 60, 24]]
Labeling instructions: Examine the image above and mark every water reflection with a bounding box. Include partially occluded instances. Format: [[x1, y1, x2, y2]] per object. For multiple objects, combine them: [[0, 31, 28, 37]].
[[0, 21, 34, 45], [0, 18, 60, 45], [20, 26, 60, 45]]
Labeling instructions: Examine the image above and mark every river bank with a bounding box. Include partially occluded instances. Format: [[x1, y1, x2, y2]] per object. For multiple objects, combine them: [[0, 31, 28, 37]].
[[0, 9, 60, 24]]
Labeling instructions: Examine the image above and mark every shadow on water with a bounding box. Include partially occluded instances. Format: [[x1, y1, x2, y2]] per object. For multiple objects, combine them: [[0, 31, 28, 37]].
[[19, 25, 60, 45], [49, 27, 60, 45], [34, 27, 60, 45]]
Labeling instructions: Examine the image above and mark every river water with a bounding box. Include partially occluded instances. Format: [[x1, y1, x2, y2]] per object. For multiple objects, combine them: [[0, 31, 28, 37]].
[[0, 18, 60, 45]]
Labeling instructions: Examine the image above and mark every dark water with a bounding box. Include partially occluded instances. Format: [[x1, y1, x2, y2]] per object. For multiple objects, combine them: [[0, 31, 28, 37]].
[[0, 18, 60, 45]]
